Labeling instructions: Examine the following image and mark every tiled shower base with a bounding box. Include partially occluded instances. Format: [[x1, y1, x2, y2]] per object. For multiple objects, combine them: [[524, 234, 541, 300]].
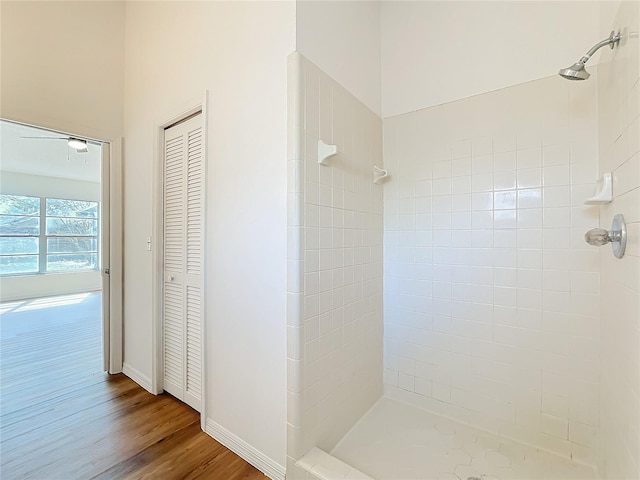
[[298, 397, 597, 480]]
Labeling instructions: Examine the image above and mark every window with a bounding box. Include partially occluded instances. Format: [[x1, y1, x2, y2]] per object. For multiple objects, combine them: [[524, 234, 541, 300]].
[[45, 199, 98, 271], [0, 194, 99, 275], [0, 195, 40, 275]]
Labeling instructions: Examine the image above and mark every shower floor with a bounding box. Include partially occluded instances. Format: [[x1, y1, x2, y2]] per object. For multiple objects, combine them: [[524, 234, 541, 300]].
[[330, 398, 597, 480]]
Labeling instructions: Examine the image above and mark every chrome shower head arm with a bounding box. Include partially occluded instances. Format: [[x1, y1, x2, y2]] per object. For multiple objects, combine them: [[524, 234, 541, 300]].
[[581, 31, 621, 64]]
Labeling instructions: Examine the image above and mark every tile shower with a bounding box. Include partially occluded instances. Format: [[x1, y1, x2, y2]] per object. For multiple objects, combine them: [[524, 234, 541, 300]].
[[382, 74, 601, 465], [287, 2, 639, 479]]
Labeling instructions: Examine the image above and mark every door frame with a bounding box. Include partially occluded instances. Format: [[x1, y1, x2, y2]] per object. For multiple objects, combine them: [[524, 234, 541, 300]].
[[106, 138, 124, 373], [151, 92, 208, 428], [100, 138, 124, 374], [0, 118, 123, 373]]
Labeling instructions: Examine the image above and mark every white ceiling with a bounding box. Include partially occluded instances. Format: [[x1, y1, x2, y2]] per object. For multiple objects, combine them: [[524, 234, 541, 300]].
[[0, 120, 101, 183]]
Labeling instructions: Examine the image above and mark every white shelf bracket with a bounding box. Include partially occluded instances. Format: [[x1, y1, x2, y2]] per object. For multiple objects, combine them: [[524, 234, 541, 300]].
[[318, 140, 337, 166], [584, 172, 613, 205], [373, 165, 390, 184]]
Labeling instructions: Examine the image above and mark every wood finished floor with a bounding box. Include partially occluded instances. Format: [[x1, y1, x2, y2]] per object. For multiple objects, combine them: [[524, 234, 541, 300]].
[[0, 292, 267, 480]]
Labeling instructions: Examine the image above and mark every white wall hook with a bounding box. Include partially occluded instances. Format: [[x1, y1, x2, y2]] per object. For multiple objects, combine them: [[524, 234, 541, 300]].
[[373, 165, 390, 184], [318, 140, 337, 166], [584, 172, 612, 205]]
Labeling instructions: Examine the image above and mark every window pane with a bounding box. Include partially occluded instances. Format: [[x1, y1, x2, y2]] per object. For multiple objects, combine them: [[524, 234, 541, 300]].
[[47, 253, 97, 271], [0, 255, 39, 275], [0, 215, 40, 235], [47, 237, 97, 254], [0, 194, 40, 215], [46, 199, 98, 218], [46, 218, 97, 236], [0, 237, 39, 255]]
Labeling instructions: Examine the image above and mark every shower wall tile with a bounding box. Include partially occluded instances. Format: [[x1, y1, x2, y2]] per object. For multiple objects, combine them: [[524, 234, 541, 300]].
[[383, 74, 601, 465], [596, 2, 640, 479], [287, 53, 383, 467]]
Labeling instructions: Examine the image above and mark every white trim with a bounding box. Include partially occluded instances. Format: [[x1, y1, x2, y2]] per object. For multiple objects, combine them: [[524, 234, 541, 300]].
[[151, 113, 164, 395], [108, 138, 124, 374], [123, 362, 153, 393], [151, 92, 208, 414], [205, 418, 286, 480], [199, 91, 209, 431], [0, 117, 105, 145], [101, 142, 111, 373]]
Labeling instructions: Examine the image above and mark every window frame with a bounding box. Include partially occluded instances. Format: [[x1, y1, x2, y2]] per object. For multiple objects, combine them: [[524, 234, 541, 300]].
[[0, 194, 100, 276]]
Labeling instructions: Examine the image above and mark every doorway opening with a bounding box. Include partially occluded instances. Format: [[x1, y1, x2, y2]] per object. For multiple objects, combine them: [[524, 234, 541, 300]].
[[0, 119, 121, 408]]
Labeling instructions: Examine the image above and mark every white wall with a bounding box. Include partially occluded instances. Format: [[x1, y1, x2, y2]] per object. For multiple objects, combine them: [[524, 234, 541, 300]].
[[599, 1, 624, 38], [380, 1, 601, 117], [383, 72, 602, 464], [295, 1, 604, 118], [0, 1, 125, 141], [0, 272, 101, 303], [0, 172, 102, 302], [596, 2, 640, 478], [123, 1, 294, 473], [0, 171, 101, 202], [296, 1, 381, 116], [286, 54, 384, 474]]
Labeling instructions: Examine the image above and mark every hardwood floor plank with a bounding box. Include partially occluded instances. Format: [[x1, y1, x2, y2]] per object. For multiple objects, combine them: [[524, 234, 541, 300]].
[[0, 293, 269, 480], [1, 374, 133, 430], [92, 421, 208, 480], [187, 449, 267, 480]]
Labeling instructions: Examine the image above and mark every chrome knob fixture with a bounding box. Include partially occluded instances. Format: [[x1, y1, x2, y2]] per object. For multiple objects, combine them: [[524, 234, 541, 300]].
[[584, 228, 611, 246], [585, 214, 627, 258]]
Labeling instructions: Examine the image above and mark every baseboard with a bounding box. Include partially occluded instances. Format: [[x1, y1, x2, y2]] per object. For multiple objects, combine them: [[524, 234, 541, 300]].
[[205, 418, 285, 480], [122, 363, 153, 394]]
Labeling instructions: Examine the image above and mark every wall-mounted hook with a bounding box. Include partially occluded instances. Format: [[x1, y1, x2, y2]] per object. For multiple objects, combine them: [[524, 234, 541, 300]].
[[373, 165, 390, 184], [318, 140, 337, 166]]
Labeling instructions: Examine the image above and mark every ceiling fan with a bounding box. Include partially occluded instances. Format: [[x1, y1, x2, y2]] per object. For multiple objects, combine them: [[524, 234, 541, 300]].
[[20, 135, 89, 153]]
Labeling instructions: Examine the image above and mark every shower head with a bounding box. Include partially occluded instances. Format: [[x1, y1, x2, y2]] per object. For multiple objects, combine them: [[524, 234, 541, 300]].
[[559, 62, 590, 81], [559, 31, 620, 81]]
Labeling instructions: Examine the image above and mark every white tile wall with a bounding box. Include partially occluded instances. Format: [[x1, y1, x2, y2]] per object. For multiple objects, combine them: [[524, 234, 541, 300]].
[[596, 2, 640, 479], [287, 53, 384, 476], [383, 73, 602, 464]]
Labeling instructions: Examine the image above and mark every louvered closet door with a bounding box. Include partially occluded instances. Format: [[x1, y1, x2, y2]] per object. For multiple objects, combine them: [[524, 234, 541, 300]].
[[163, 114, 203, 412]]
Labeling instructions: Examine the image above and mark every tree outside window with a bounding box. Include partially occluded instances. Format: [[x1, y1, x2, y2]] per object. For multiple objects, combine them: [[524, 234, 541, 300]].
[[0, 194, 99, 275]]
